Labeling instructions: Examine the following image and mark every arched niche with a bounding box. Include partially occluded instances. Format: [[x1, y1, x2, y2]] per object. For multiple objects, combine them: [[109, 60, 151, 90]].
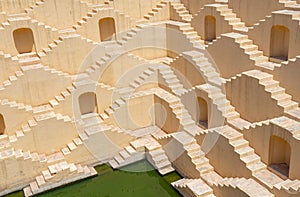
[[13, 28, 35, 54], [204, 15, 216, 43], [197, 97, 208, 129], [99, 17, 116, 42], [79, 92, 98, 115], [268, 135, 291, 178], [270, 25, 290, 61], [0, 114, 5, 135]]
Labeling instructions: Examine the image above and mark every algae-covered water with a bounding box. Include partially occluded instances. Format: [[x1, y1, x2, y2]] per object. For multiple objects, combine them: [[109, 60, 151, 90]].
[[6, 160, 182, 197]]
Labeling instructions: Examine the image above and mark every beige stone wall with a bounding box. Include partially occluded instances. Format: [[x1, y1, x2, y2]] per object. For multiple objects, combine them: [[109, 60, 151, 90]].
[[27, 0, 89, 30], [226, 74, 283, 122], [0, 17, 58, 56], [75, 8, 134, 42], [242, 121, 300, 179], [207, 34, 254, 78], [228, 0, 288, 26], [0, 0, 300, 196], [0, 0, 36, 14], [191, 5, 232, 41], [112, 0, 162, 20], [181, 0, 215, 15], [272, 58, 300, 103], [110, 94, 155, 130], [0, 66, 72, 106], [248, 11, 300, 59], [40, 35, 96, 74], [154, 95, 180, 133], [201, 132, 252, 178], [11, 115, 77, 154]]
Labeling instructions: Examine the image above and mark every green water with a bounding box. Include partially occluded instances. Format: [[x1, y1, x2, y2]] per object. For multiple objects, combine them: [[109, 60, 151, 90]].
[[6, 160, 182, 197]]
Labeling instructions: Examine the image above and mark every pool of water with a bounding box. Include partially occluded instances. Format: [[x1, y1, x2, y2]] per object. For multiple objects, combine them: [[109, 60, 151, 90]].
[[6, 160, 182, 197]]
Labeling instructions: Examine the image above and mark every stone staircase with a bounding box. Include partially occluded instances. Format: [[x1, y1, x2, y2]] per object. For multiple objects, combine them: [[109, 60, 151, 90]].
[[143, 0, 169, 21], [8, 112, 73, 147], [0, 63, 74, 107], [213, 177, 274, 196], [108, 141, 145, 169], [73, 8, 113, 30], [25, 0, 45, 12], [170, 2, 193, 22], [0, 98, 35, 115], [117, 25, 144, 45], [270, 116, 300, 140], [231, 118, 270, 132], [242, 70, 299, 113], [24, 63, 71, 78], [0, 145, 69, 167], [279, 0, 298, 7], [0, 110, 70, 149], [96, 52, 152, 87], [79, 113, 111, 139], [0, 135, 12, 152], [151, 128, 173, 142], [216, 126, 267, 175], [220, 32, 281, 71], [204, 4, 249, 33], [98, 67, 158, 123], [196, 84, 251, 129], [0, 146, 67, 196], [185, 142, 214, 176], [73, 7, 133, 37], [274, 179, 300, 194], [253, 169, 285, 191], [83, 44, 124, 79], [173, 132, 215, 177], [94, 50, 157, 89], [0, 136, 92, 196], [174, 21, 205, 48], [118, 21, 204, 51], [182, 50, 223, 87], [129, 65, 157, 89], [7, 118, 38, 144], [214, 126, 284, 191], [158, 64, 187, 96], [108, 136, 174, 175], [0, 70, 25, 91], [0, 15, 58, 43], [41, 34, 97, 57], [23, 161, 97, 197], [145, 136, 175, 175], [17, 52, 41, 66], [98, 89, 137, 123], [94, 49, 123, 69], [154, 88, 200, 135], [77, 112, 135, 146], [48, 85, 77, 108], [172, 178, 215, 197]]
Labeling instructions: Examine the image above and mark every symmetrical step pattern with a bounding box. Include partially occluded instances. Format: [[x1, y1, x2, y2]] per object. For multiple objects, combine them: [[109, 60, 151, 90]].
[[170, 2, 193, 22], [213, 177, 274, 197], [196, 84, 248, 127], [215, 126, 267, 175], [158, 64, 187, 96], [222, 33, 281, 70], [182, 50, 223, 87], [109, 136, 174, 175], [23, 161, 97, 197], [243, 70, 299, 113], [172, 178, 215, 197], [205, 4, 249, 33], [143, 1, 169, 21]]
